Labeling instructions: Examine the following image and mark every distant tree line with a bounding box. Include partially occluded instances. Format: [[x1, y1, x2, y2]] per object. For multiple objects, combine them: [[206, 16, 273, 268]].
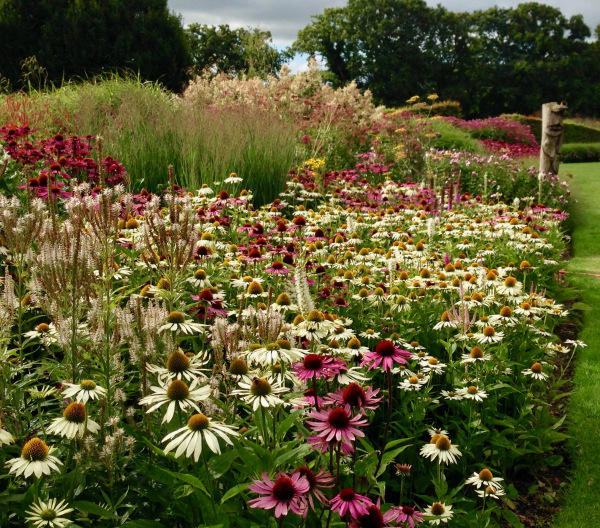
[[0, 0, 598, 117], [0, 0, 287, 92], [293, 0, 600, 117]]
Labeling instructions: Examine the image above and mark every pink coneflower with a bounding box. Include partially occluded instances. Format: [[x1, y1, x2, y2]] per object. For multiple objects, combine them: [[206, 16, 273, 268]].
[[330, 488, 373, 519], [306, 406, 368, 445], [293, 354, 344, 382], [388, 505, 424, 527], [248, 472, 309, 518], [323, 383, 382, 413], [332, 296, 350, 308], [293, 466, 334, 512], [349, 501, 398, 528], [361, 340, 412, 371], [264, 261, 291, 275]]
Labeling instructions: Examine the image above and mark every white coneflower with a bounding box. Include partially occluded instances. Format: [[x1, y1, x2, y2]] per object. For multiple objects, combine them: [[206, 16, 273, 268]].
[[245, 341, 306, 367], [0, 419, 14, 446], [293, 310, 334, 342], [423, 501, 454, 525], [146, 349, 209, 383], [420, 435, 462, 465], [186, 268, 212, 289], [440, 390, 464, 401], [47, 402, 100, 439], [460, 346, 492, 364], [162, 413, 239, 462], [475, 326, 504, 344], [433, 311, 458, 331], [60, 380, 106, 404], [139, 379, 211, 423], [25, 497, 73, 528], [427, 427, 449, 438], [158, 311, 206, 334], [399, 375, 429, 392], [6, 438, 62, 478], [421, 357, 447, 375], [465, 468, 504, 492], [496, 276, 522, 297], [522, 362, 549, 381], [565, 339, 587, 349], [457, 386, 488, 402], [476, 486, 506, 499], [231, 376, 288, 411]]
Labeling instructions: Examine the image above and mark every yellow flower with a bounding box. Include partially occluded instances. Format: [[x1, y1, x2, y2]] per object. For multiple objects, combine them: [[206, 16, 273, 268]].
[[406, 95, 420, 104], [427, 93, 439, 101]]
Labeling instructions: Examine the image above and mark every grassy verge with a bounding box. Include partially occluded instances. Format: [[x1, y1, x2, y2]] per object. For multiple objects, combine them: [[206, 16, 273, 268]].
[[552, 162, 600, 527]]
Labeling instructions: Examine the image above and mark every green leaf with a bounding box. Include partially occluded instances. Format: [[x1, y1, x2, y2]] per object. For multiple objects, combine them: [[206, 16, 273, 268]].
[[221, 483, 249, 503], [572, 301, 592, 311], [376, 444, 412, 477], [121, 521, 166, 528], [208, 449, 239, 478], [545, 455, 563, 467], [164, 470, 210, 496], [72, 501, 117, 519], [502, 508, 524, 528]]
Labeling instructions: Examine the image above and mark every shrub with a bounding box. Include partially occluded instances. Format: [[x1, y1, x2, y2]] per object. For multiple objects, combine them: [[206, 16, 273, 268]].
[[560, 143, 600, 163], [504, 114, 600, 144]]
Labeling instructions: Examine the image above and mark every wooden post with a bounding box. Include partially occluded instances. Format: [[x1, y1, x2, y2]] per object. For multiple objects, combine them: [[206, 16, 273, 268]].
[[539, 101, 568, 176]]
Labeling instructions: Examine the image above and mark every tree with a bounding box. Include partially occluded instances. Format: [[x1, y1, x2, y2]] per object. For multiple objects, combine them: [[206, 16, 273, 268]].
[[186, 24, 290, 78], [0, 0, 192, 92]]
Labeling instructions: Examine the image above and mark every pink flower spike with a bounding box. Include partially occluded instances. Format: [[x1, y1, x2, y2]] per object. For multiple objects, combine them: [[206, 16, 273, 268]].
[[248, 472, 309, 518]]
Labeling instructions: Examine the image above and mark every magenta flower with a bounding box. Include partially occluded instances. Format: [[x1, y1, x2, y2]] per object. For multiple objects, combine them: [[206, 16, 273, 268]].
[[330, 488, 373, 519], [361, 340, 412, 371], [388, 505, 424, 527], [248, 472, 309, 518], [293, 354, 344, 382], [264, 261, 291, 275], [323, 383, 382, 413], [349, 502, 398, 527], [293, 466, 334, 512], [306, 406, 367, 446]]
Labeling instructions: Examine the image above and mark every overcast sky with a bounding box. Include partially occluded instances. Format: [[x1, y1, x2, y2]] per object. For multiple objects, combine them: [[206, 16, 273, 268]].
[[168, 0, 600, 47]]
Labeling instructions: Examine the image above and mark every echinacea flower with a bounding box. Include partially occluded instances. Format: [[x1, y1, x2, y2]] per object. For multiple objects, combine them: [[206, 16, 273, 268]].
[[292, 354, 344, 382], [232, 376, 288, 411], [322, 383, 382, 413], [388, 505, 424, 527], [158, 311, 206, 334], [162, 413, 239, 462], [423, 501, 454, 525], [476, 486, 506, 499], [465, 468, 504, 492], [306, 406, 368, 447], [0, 419, 14, 446], [146, 349, 209, 383], [248, 472, 309, 518], [419, 435, 462, 465], [139, 379, 211, 423], [457, 385, 488, 402], [330, 488, 373, 518], [475, 326, 504, 344], [361, 340, 411, 371], [349, 502, 398, 527], [60, 380, 106, 404], [293, 466, 334, 512], [522, 362, 549, 380], [6, 438, 62, 478], [47, 402, 100, 439], [26, 497, 73, 528]]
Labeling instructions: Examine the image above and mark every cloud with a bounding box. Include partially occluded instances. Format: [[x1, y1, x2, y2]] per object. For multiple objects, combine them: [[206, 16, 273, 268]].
[[169, 0, 600, 50], [169, 0, 347, 46]]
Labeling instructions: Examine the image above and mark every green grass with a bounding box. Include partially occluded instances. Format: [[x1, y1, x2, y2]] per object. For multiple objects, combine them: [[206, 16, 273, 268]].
[[552, 162, 600, 527], [0, 76, 299, 206]]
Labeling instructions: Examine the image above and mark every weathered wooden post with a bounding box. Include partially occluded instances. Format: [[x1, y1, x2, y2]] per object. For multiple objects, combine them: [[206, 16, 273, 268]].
[[539, 101, 568, 176]]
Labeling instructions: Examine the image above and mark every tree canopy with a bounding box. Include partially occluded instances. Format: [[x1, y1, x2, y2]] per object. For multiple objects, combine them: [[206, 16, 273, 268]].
[[293, 0, 600, 117], [0, 0, 192, 91]]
